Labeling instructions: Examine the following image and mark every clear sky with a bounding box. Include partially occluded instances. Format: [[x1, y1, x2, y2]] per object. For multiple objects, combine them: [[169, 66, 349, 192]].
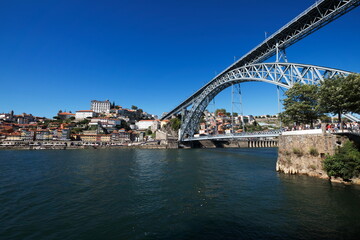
[[0, 0, 359, 118]]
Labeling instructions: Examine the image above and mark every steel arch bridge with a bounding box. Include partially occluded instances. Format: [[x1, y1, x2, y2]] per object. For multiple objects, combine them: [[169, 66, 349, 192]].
[[179, 62, 354, 141], [162, 0, 360, 121]]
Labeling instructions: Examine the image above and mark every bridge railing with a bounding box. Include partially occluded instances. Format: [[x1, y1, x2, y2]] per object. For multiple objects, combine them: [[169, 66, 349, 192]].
[[331, 128, 360, 136], [184, 129, 283, 141]]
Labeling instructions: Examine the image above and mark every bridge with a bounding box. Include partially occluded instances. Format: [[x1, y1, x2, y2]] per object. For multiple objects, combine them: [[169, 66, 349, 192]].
[[183, 130, 282, 142], [161, 0, 360, 142]]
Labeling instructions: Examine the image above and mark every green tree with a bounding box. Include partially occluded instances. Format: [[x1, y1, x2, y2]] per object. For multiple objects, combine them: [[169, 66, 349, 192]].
[[169, 117, 181, 131], [145, 128, 152, 136], [131, 105, 138, 110], [324, 141, 360, 181], [281, 83, 321, 128], [77, 119, 90, 125], [215, 108, 227, 116], [71, 128, 83, 134], [319, 74, 360, 128], [342, 74, 360, 114], [115, 120, 131, 131], [245, 121, 263, 132]]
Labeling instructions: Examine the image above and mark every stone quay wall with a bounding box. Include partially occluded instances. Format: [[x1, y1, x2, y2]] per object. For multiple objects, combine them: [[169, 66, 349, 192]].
[[276, 133, 347, 179]]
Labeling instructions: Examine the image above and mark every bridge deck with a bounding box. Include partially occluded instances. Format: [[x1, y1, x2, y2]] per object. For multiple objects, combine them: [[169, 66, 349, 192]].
[[183, 129, 360, 142]]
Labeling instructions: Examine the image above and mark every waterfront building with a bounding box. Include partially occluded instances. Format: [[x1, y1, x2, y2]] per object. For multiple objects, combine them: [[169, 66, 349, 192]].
[[35, 129, 53, 141], [91, 100, 111, 114], [76, 134, 97, 142], [60, 129, 71, 140], [20, 129, 35, 141], [75, 110, 97, 121], [111, 129, 133, 142], [76, 134, 111, 142], [4, 132, 22, 141]]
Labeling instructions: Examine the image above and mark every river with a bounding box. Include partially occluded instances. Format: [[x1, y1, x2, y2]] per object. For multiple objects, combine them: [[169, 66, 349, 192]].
[[1, 148, 360, 239]]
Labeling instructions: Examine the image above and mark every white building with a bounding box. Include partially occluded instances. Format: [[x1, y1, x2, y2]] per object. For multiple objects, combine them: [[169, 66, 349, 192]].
[[89, 118, 121, 127], [135, 120, 159, 131], [75, 110, 97, 121], [91, 100, 110, 114]]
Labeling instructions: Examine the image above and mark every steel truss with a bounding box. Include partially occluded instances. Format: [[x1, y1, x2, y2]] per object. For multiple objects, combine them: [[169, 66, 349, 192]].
[[162, 0, 360, 120], [179, 62, 353, 141]]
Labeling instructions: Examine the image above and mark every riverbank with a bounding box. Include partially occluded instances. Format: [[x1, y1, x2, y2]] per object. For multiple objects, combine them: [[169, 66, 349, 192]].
[[0, 142, 174, 150]]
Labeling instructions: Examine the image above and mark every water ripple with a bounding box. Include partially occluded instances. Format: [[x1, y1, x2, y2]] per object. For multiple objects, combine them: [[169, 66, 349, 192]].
[[1, 148, 360, 239]]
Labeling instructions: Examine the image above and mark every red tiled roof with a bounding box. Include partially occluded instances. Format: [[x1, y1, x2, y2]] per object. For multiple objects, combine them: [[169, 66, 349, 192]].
[[58, 112, 75, 115]]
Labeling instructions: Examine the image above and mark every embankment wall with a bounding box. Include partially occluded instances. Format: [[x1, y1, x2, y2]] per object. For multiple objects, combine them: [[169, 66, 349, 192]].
[[276, 133, 349, 180]]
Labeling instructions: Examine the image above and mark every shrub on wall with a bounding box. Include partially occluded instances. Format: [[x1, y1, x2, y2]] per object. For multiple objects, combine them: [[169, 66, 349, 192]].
[[293, 148, 303, 157], [309, 147, 319, 156]]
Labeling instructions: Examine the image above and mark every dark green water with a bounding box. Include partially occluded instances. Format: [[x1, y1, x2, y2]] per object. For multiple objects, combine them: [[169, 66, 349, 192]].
[[1, 148, 360, 240]]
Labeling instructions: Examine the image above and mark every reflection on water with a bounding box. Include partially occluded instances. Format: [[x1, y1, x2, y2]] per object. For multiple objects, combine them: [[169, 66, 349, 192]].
[[0, 148, 360, 240]]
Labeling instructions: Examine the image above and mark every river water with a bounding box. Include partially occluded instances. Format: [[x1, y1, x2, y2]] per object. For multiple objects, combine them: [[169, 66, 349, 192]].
[[1, 148, 360, 239]]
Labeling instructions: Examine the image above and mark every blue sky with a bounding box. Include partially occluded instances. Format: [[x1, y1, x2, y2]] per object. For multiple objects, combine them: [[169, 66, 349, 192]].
[[0, 0, 359, 118]]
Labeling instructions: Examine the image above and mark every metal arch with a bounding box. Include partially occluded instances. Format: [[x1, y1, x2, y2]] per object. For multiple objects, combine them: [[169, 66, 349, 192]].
[[161, 0, 360, 120], [179, 62, 353, 141]]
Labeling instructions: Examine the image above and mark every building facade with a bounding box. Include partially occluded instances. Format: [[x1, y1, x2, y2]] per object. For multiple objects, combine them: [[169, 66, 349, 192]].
[[135, 120, 158, 131], [75, 110, 97, 121], [91, 100, 111, 114]]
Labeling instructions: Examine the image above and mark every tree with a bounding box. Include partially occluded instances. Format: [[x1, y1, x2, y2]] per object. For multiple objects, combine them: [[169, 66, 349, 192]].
[[145, 128, 152, 136], [281, 83, 321, 127], [77, 119, 90, 126], [319, 74, 360, 128], [324, 141, 360, 181], [343, 74, 360, 113], [215, 108, 227, 116], [131, 105, 138, 110], [245, 121, 263, 132], [169, 117, 181, 131]]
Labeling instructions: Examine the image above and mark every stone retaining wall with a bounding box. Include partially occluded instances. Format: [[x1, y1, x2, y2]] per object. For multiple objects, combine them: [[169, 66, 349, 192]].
[[276, 133, 347, 179]]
